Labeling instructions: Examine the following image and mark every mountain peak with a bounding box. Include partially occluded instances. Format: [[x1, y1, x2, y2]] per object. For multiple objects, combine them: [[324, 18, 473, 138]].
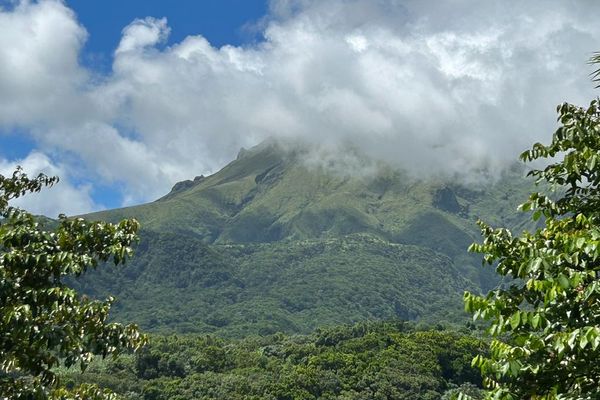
[[78, 141, 536, 335]]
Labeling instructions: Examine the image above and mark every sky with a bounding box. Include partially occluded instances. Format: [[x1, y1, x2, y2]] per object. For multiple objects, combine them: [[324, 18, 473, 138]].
[[1, 0, 599, 217]]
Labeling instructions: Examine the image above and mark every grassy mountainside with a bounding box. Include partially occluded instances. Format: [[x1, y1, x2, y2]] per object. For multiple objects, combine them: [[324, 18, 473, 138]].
[[77, 141, 536, 336], [85, 142, 533, 247]]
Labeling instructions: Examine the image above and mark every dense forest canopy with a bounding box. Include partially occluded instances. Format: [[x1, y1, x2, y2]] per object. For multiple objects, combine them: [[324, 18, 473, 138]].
[[58, 321, 486, 400]]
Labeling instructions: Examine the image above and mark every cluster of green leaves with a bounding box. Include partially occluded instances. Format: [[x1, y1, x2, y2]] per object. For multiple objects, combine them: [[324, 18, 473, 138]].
[[72, 232, 474, 337], [0, 168, 147, 399], [465, 99, 600, 399], [60, 321, 486, 400]]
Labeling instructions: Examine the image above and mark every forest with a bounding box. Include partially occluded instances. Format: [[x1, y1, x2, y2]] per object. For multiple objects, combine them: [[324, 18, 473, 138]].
[[57, 321, 486, 400]]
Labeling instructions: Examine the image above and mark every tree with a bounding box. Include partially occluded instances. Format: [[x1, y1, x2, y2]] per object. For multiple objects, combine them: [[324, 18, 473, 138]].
[[464, 93, 600, 398], [0, 168, 147, 399]]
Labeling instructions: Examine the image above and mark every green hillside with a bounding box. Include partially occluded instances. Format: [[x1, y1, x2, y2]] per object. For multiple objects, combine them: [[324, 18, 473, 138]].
[[73, 232, 476, 336], [76, 141, 535, 336]]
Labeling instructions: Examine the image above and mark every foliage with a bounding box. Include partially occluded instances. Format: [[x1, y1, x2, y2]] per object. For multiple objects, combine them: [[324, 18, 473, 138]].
[[465, 99, 600, 398], [72, 232, 475, 337], [59, 321, 486, 400], [0, 168, 147, 399], [441, 383, 484, 400], [590, 52, 600, 88]]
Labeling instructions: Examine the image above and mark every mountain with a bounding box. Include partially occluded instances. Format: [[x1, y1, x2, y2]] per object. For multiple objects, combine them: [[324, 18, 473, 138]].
[[75, 141, 536, 337]]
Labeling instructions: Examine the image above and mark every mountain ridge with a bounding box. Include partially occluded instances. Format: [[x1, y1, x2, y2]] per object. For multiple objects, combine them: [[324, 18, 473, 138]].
[[85, 141, 533, 245], [75, 141, 536, 336]]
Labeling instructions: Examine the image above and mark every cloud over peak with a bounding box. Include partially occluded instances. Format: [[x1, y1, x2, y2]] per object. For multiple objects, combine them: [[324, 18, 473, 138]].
[[1, 0, 599, 215]]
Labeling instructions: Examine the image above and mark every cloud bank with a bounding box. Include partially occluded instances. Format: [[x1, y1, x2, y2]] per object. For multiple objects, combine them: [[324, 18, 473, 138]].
[[1, 0, 599, 215]]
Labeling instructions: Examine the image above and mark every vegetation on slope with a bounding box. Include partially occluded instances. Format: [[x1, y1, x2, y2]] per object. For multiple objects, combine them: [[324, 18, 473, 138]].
[[73, 142, 535, 336], [72, 232, 475, 336], [59, 321, 486, 400], [85, 143, 534, 255]]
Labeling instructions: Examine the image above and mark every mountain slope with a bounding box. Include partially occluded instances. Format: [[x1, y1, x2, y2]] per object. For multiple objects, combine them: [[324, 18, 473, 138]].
[[74, 232, 477, 336], [77, 141, 536, 336], [87, 142, 533, 244]]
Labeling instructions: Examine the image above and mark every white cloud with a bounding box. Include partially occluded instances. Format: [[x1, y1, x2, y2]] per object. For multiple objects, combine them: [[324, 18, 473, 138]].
[[1, 0, 600, 210], [0, 0, 88, 127], [0, 152, 99, 217], [116, 17, 170, 55]]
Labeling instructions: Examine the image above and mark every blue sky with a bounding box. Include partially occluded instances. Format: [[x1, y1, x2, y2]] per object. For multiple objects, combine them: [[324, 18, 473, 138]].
[[1, 0, 599, 217], [69, 0, 268, 70], [0, 0, 269, 212]]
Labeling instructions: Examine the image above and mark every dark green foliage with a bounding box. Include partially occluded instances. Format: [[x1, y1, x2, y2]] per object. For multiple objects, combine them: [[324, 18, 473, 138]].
[[465, 95, 600, 398], [72, 232, 475, 337], [60, 321, 486, 400], [0, 168, 147, 399]]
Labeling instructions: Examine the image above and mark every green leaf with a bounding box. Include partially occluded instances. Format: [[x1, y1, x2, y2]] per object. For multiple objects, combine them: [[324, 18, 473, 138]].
[[510, 312, 521, 330], [519, 202, 532, 212], [587, 154, 597, 170], [581, 330, 592, 351], [557, 274, 570, 289], [568, 330, 579, 349], [589, 329, 600, 350], [530, 258, 543, 272], [509, 361, 520, 377], [531, 314, 541, 329]]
